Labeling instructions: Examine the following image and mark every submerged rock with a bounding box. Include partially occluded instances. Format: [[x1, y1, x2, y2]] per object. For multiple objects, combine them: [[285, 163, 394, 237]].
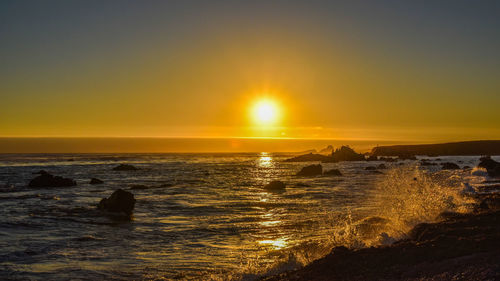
[[377, 164, 387, 169], [264, 180, 286, 191], [297, 164, 322, 176], [112, 164, 138, 171], [89, 178, 104, 185], [98, 189, 136, 217], [324, 169, 342, 176], [28, 171, 77, 188], [441, 162, 460, 170]]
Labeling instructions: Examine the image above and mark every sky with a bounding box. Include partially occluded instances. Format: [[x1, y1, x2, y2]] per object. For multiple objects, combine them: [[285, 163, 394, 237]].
[[1, 0, 499, 143]]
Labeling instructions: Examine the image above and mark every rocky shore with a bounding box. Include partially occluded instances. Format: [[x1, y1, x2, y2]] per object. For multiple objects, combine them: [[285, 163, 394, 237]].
[[262, 193, 500, 281]]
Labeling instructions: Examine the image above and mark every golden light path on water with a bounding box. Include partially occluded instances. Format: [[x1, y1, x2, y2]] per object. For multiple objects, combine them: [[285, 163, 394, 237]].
[[255, 152, 289, 250]]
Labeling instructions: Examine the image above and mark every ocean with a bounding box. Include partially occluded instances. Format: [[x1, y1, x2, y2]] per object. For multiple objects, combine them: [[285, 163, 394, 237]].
[[0, 153, 493, 280]]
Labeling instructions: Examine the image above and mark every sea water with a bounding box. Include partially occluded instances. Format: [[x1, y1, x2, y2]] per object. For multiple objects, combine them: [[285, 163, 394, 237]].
[[0, 153, 492, 280]]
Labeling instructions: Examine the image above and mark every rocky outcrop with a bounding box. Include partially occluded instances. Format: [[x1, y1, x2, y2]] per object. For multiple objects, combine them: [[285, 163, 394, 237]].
[[329, 146, 366, 162], [324, 169, 342, 176], [89, 178, 104, 185], [319, 145, 334, 155], [284, 153, 332, 162], [28, 171, 76, 187], [98, 189, 136, 217], [297, 164, 322, 176], [112, 164, 138, 171], [264, 181, 286, 191], [371, 140, 500, 156], [262, 204, 500, 281], [441, 162, 460, 170]]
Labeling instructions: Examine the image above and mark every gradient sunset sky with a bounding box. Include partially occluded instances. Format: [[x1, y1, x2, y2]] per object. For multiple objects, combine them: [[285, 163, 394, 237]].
[[1, 0, 499, 142]]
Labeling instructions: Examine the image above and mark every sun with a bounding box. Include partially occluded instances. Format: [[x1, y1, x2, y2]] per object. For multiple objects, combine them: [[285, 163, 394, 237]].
[[252, 99, 280, 125]]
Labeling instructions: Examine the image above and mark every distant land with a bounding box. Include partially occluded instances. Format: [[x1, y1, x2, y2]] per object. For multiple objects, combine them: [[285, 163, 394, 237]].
[[371, 140, 500, 156]]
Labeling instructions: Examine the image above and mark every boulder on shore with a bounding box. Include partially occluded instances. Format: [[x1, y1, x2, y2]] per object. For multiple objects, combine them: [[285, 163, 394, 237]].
[[441, 162, 460, 170], [28, 171, 76, 187], [112, 164, 138, 171], [324, 169, 342, 176], [89, 178, 104, 185], [264, 181, 286, 191], [98, 189, 136, 217], [297, 164, 323, 176]]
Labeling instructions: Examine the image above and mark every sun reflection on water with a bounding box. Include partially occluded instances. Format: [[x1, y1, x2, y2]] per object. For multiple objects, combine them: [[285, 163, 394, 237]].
[[258, 238, 288, 249], [257, 152, 273, 168]]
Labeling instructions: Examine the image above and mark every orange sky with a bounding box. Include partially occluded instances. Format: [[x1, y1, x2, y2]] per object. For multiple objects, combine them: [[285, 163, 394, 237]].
[[1, 1, 499, 144]]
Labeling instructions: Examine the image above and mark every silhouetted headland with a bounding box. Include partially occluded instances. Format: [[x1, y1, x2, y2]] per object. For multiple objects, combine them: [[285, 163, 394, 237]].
[[371, 140, 500, 156]]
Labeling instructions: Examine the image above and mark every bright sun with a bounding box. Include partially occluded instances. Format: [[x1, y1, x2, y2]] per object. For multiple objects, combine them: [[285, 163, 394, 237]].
[[252, 99, 280, 125]]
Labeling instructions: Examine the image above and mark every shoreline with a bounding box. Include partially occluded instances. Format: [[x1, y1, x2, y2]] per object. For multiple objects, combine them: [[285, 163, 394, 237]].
[[262, 192, 500, 281]]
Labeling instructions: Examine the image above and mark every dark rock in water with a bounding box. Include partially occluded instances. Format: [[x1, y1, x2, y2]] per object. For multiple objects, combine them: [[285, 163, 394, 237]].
[[28, 172, 77, 188], [297, 164, 322, 176], [112, 164, 138, 171], [130, 184, 149, 190], [329, 146, 365, 162], [477, 156, 500, 177], [377, 164, 387, 169], [366, 155, 378, 161], [324, 169, 342, 176], [441, 162, 460, 170], [365, 166, 376, 171], [283, 153, 331, 162], [98, 189, 136, 217], [89, 178, 104, 185], [264, 180, 286, 191], [398, 154, 417, 160]]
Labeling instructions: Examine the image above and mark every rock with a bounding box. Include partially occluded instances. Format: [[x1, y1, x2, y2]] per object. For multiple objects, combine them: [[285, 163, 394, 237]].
[[398, 154, 417, 160], [366, 155, 378, 161], [471, 167, 489, 176], [264, 180, 286, 191], [441, 162, 460, 170], [329, 146, 366, 162], [324, 169, 342, 176], [477, 156, 500, 177], [319, 145, 334, 155], [377, 164, 387, 169], [89, 178, 104, 185], [297, 164, 323, 176], [365, 166, 377, 171], [112, 164, 138, 171], [98, 189, 136, 217], [28, 172, 77, 188], [283, 153, 332, 162]]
